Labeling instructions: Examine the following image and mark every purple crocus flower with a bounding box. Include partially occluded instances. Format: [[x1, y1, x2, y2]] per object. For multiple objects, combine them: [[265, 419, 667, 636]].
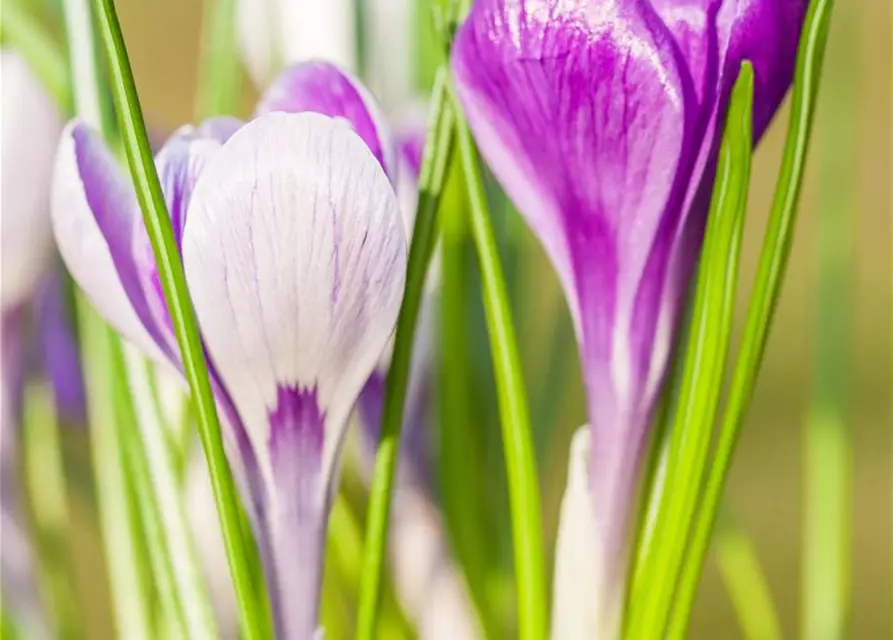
[[451, 0, 806, 635], [52, 64, 406, 639]]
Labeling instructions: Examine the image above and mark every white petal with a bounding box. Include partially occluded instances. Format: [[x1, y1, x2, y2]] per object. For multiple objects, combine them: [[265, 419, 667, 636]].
[[275, 0, 356, 70], [236, 0, 277, 87], [236, 0, 356, 88], [51, 120, 169, 365], [182, 111, 406, 494], [551, 426, 606, 640], [389, 487, 482, 640], [1, 50, 63, 309], [364, 0, 415, 112], [185, 450, 239, 638]]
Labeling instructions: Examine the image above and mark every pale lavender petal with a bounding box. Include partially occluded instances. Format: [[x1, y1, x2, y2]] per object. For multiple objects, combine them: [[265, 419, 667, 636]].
[[1, 50, 63, 310], [34, 274, 85, 425], [131, 131, 225, 355], [52, 120, 171, 365], [256, 61, 396, 180], [183, 112, 406, 637]]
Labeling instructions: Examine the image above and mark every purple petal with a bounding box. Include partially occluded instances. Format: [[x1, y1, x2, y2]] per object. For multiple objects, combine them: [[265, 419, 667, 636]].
[[34, 274, 85, 425], [255, 61, 396, 180], [725, 0, 807, 139], [131, 130, 224, 355], [52, 120, 171, 364], [451, 0, 706, 629]]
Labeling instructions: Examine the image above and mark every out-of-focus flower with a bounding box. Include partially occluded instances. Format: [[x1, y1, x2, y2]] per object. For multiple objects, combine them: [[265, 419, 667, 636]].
[[1, 49, 63, 309], [363, 0, 417, 112], [1, 50, 67, 638], [451, 0, 806, 635], [236, 0, 356, 88], [34, 274, 86, 426], [52, 69, 406, 635]]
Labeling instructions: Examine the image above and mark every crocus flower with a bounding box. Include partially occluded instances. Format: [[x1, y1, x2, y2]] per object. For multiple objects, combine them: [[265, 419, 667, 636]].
[[363, 0, 417, 112], [1, 49, 65, 637], [52, 68, 406, 636], [236, 0, 356, 87], [451, 0, 806, 635], [1, 50, 63, 310]]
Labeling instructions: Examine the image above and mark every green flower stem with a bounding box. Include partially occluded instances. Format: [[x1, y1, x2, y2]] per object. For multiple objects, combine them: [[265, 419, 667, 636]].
[[452, 87, 546, 640], [357, 66, 457, 639], [1, 0, 71, 110], [77, 299, 153, 639], [22, 383, 80, 639], [713, 516, 782, 640], [90, 1, 264, 637], [115, 344, 218, 639], [440, 149, 498, 636], [803, 9, 853, 638], [109, 343, 186, 635], [668, 0, 835, 633], [629, 64, 755, 639], [195, 0, 241, 118]]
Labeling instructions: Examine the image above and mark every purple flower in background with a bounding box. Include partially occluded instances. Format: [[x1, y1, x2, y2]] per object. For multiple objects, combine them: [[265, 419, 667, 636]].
[[52, 64, 406, 638], [451, 0, 806, 635], [34, 274, 86, 426]]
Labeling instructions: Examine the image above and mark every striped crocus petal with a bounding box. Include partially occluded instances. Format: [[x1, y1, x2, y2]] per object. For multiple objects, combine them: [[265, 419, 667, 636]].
[[182, 112, 406, 639], [256, 61, 396, 182], [130, 123, 232, 356], [236, 0, 356, 88], [52, 120, 172, 365], [452, 1, 703, 631], [1, 50, 63, 310]]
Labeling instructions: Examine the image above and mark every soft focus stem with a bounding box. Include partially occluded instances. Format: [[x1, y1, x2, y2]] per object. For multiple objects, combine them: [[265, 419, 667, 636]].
[[195, 0, 241, 118], [668, 0, 835, 633], [1, 0, 71, 109], [22, 383, 80, 639], [357, 66, 456, 639], [90, 1, 264, 637], [713, 516, 782, 640], [116, 344, 218, 639], [803, 9, 853, 637], [77, 299, 153, 639], [452, 86, 546, 640]]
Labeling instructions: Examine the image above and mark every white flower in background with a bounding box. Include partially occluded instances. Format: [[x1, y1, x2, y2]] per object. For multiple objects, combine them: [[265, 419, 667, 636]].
[[236, 0, 356, 87], [1, 49, 63, 310]]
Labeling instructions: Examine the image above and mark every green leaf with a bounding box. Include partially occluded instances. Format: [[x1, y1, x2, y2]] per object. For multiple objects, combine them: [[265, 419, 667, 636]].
[[195, 0, 242, 119], [451, 83, 546, 640], [89, 1, 266, 637], [357, 66, 458, 639], [667, 0, 836, 633], [628, 62, 756, 638]]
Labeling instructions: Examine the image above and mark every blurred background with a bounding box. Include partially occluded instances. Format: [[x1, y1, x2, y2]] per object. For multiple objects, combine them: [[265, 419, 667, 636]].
[[5, 0, 891, 637]]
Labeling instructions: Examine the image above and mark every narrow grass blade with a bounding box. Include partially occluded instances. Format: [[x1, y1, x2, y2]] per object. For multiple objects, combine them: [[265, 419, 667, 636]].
[[357, 67, 457, 639], [90, 1, 264, 636], [668, 0, 836, 632], [22, 383, 81, 639], [451, 84, 546, 640], [628, 63, 755, 639], [195, 0, 241, 118], [714, 516, 782, 640]]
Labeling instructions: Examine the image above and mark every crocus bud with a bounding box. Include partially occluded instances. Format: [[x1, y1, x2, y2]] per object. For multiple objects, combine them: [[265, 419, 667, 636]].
[[451, 0, 806, 635]]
